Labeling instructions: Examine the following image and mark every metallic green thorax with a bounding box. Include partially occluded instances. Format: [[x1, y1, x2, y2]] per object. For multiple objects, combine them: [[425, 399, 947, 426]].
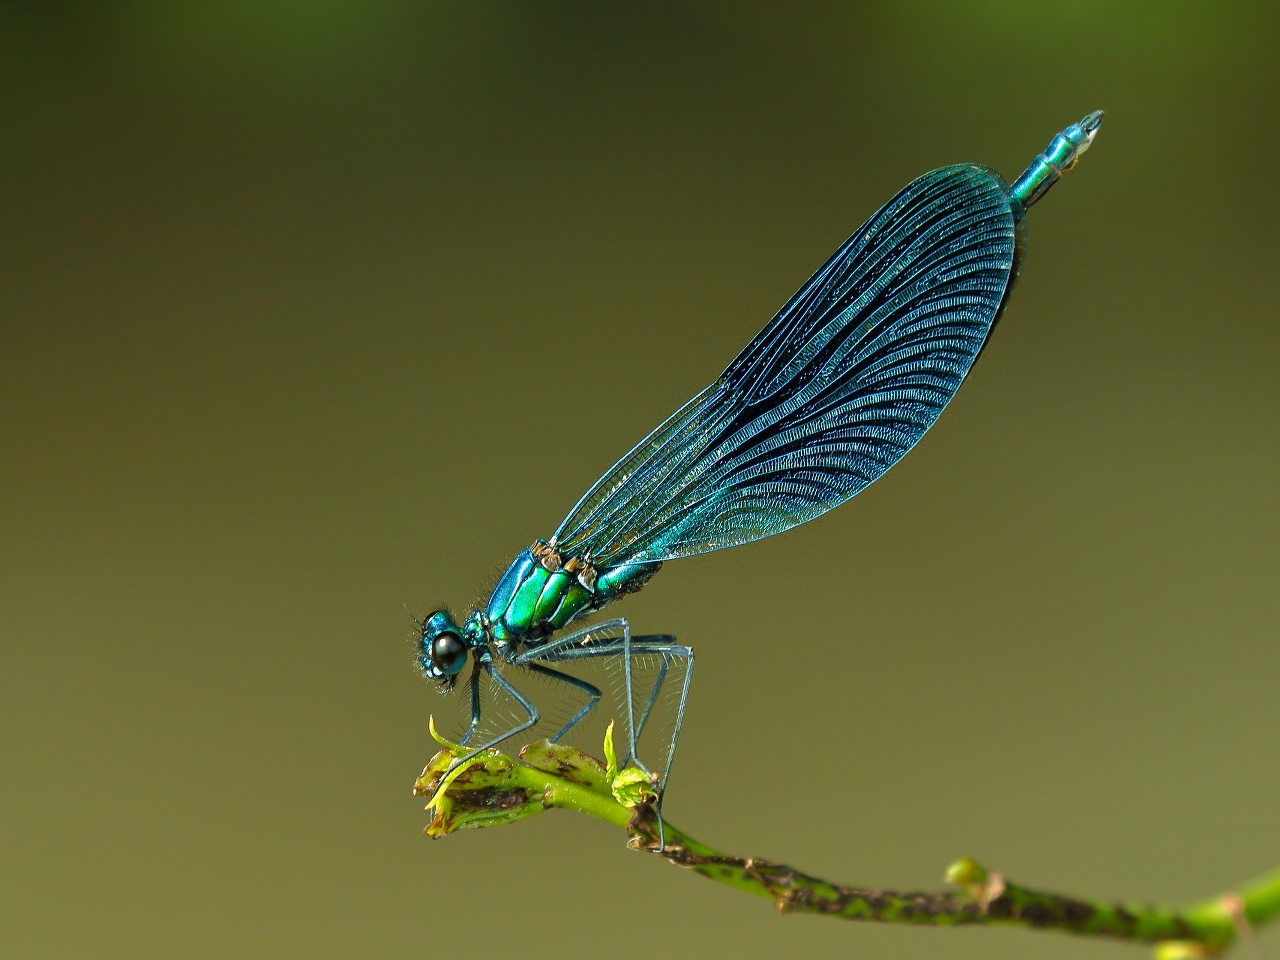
[[484, 540, 660, 643]]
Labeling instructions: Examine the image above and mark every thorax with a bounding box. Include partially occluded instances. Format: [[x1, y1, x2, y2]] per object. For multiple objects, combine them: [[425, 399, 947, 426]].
[[483, 539, 660, 646]]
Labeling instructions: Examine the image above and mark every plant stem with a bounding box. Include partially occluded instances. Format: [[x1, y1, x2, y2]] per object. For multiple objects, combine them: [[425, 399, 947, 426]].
[[414, 736, 1279, 955]]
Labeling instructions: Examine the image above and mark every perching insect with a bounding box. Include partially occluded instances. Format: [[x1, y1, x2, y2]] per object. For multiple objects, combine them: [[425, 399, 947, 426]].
[[419, 111, 1104, 806]]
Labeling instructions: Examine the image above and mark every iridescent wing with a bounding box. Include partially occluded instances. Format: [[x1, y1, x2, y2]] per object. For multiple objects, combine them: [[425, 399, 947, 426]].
[[554, 164, 1019, 566]]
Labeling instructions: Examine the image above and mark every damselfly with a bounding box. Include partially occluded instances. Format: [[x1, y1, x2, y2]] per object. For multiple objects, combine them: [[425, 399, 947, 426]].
[[419, 112, 1104, 804]]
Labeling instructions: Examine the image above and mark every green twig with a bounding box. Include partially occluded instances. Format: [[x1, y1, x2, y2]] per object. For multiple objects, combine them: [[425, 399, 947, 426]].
[[414, 723, 1279, 957]]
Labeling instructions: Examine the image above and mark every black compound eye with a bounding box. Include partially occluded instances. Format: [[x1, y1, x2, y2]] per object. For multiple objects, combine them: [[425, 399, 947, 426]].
[[430, 631, 467, 677]]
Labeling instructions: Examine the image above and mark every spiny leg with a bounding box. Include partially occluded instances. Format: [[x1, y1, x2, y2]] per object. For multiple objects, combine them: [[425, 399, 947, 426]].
[[625, 638, 693, 796], [510, 619, 629, 748], [459, 620, 640, 753], [629, 642, 673, 758], [608, 632, 680, 769], [635, 639, 694, 852], [523, 626, 694, 849], [441, 661, 540, 780], [517, 620, 692, 770], [522, 661, 602, 743], [562, 638, 693, 850], [513, 618, 637, 755], [457, 659, 483, 747], [515, 643, 662, 752], [514, 618, 633, 661]]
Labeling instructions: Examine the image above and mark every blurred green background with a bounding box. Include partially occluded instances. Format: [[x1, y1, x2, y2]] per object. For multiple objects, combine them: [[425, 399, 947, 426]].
[[2, 3, 1278, 958]]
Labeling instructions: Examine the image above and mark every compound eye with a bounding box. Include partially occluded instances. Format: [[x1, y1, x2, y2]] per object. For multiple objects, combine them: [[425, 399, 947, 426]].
[[429, 631, 467, 677]]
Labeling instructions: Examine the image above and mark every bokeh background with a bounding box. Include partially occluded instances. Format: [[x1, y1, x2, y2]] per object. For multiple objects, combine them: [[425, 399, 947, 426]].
[[3, 3, 1278, 958]]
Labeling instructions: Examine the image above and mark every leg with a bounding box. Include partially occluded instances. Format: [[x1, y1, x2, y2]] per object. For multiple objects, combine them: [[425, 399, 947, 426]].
[[457, 659, 483, 747], [626, 638, 694, 794], [620, 634, 692, 777], [513, 618, 635, 754], [522, 662, 602, 743], [443, 661, 540, 777], [521, 625, 694, 795], [451, 619, 631, 765], [629, 644, 672, 754], [547, 636, 693, 851]]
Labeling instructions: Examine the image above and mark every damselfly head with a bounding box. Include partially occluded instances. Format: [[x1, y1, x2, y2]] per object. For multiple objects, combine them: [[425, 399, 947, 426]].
[[419, 608, 468, 685]]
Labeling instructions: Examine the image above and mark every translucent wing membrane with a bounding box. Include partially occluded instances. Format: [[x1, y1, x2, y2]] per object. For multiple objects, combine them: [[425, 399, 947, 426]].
[[554, 165, 1017, 566]]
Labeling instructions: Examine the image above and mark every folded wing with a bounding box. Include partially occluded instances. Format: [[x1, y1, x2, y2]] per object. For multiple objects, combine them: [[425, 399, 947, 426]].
[[555, 164, 1018, 566]]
